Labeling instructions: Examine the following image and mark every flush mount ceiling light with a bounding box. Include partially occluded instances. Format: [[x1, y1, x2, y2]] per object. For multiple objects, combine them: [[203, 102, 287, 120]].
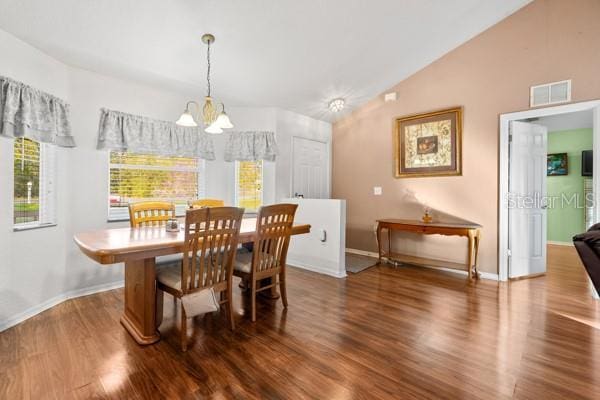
[[328, 98, 345, 113], [176, 34, 234, 134]]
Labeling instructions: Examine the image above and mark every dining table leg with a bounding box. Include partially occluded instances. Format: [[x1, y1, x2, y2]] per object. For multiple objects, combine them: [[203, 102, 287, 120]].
[[120, 257, 161, 345]]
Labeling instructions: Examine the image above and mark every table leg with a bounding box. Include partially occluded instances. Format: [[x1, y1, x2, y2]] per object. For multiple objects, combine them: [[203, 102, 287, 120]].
[[376, 223, 383, 263], [120, 258, 160, 345], [473, 230, 481, 279], [388, 228, 392, 263], [467, 231, 475, 280]]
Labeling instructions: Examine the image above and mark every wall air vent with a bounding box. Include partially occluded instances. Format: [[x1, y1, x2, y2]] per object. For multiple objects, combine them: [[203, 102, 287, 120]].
[[530, 80, 571, 107]]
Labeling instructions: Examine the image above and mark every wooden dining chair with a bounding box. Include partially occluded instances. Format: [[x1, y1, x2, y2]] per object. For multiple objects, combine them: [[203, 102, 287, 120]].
[[156, 206, 244, 351], [233, 203, 298, 322], [128, 201, 176, 227], [128, 201, 182, 317], [189, 199, 225, 208]]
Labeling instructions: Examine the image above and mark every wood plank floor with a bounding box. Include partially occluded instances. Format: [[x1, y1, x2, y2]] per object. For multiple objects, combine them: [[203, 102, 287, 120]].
[[1, 245, 599, 399]]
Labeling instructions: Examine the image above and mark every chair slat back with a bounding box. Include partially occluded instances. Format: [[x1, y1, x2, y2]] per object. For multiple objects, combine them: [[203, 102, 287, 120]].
[[128, 201, 175, 228], [181, 207, 244, 294], [189, 199, 225, 208], [252, 204, 298, 273]]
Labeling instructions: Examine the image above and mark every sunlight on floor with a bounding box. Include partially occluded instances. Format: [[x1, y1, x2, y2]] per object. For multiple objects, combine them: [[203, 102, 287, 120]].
[[553, 311, 600, 330], [100, 351, 127, 393]]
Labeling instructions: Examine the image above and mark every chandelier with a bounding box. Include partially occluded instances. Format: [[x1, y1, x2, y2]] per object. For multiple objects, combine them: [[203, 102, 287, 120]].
[[176, 34, 233, 134]]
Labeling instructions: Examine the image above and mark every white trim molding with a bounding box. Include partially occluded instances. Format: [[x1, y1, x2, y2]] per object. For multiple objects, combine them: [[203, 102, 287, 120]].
[[287, 259, 347, 278], [346, 247, 379, 258], [419, 265, 499, 281], [346, 248, 499, 281], [499, 99, 600, 282], [0, 280, 124, 332], [547, 241, 574, 247]]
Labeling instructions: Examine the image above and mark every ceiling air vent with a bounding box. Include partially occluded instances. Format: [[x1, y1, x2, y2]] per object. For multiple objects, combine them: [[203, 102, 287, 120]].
[[530, 80, 571, 107]]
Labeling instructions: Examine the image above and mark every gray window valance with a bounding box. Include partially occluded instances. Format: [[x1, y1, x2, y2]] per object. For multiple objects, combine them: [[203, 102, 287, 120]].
[[224, 131, 278, 162], [96, 108, 215, 160], [0, 75, 75, 147]]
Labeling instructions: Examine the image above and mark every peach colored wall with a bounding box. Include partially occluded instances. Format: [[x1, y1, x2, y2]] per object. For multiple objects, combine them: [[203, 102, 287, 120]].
[[332, 0, 600, 274]]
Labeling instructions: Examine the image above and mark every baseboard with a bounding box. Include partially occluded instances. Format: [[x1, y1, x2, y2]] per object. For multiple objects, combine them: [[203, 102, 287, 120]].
[[547, 241, 573, 247], [346, 248, 499, 281], [345, 248, 379, 258], [287, 258, 347, 278], [417, 264, 499, 281], [477, 271, 500, 281], [0, 280, 124, 332]]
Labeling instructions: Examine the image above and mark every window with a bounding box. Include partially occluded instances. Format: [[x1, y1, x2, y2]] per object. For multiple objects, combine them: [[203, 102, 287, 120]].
[[108, 152, 204, 220], [235, 160, 263, 212], [13, 138, 56, 228]]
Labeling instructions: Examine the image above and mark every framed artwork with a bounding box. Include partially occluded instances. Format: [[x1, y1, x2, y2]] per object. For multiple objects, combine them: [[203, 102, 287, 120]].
[[547, 153, 568, 176], [394, 107, 462, 178]]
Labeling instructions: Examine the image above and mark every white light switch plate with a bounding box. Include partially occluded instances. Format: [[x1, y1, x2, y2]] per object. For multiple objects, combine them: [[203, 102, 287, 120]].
[[373, 186, 382, 195]]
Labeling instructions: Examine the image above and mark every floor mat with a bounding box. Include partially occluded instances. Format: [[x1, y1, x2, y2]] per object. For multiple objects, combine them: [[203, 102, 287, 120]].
[[346, 253, 378, 274]]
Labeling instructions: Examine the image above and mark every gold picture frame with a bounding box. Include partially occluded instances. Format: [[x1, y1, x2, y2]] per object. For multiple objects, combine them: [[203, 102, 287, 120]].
[[393, 107, 462, 178]]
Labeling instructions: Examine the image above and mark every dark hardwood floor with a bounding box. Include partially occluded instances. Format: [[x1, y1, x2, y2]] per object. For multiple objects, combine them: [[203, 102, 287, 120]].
[[1, 245, 599, 399]]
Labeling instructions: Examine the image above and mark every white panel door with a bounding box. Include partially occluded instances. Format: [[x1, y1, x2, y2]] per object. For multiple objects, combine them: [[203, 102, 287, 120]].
[[292, 137, 329, 199], [509, 121, 548, 278]]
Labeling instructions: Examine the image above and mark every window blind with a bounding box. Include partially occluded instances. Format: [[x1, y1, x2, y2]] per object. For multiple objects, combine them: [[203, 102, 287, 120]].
[[39, 142, 57, 225], [235, 160, 263, 212], [108, 152, 204, 220]]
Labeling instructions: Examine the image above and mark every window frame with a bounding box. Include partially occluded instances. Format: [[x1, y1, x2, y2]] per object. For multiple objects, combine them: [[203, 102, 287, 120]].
[[107, 152, 206, 222], [234, 160, 264, 214], [13, 138, 57, 231]]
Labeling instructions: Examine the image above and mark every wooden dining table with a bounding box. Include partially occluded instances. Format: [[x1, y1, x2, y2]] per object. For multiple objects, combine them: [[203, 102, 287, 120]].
[[73, 217, 311, 345]]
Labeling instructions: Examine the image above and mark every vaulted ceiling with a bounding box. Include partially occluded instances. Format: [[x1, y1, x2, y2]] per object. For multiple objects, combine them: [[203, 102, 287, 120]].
[[0, 0, 531, 121]]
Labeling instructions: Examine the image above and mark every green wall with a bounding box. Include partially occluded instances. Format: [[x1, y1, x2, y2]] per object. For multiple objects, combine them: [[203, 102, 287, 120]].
[[547, 128, 593, 243]]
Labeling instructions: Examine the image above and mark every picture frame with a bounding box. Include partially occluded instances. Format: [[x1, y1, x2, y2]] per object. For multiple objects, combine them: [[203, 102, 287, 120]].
[[547, 153, 568, 176], [393, 107, 462, 178]]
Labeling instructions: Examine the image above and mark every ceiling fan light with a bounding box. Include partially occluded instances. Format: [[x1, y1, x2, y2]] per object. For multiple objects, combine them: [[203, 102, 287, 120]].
[[175, 111, 197, 127], [205, 121, 223, 134]]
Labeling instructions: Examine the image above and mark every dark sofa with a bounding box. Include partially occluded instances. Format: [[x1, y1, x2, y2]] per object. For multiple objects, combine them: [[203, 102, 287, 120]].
[[572, 223, 600, 294]]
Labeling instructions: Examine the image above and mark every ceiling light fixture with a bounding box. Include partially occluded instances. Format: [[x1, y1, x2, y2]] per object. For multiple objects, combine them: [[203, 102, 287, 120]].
[[329, 98, 345, 113], [175, 101, 199, 127], [176, 34, 234, 134], [214, 103, 234, 129]]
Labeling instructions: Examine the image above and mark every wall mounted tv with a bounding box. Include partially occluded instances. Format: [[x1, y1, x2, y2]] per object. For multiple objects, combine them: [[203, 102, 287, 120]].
[[582, 150, 593, 176]]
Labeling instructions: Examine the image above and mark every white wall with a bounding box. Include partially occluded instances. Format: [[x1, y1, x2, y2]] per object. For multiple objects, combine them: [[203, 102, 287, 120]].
[[204, 108, 333, 206], [63, 67, 193, 293], [0, 28, 70, 325], [285, 198, 346, 278], [0, 29, 333, 330], [205, 107, 278, 206], [275, 109, 332, 200]]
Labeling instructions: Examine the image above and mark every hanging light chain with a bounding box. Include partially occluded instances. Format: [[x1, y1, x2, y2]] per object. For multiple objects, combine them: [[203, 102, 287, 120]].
[[206, 38, 212, 97]]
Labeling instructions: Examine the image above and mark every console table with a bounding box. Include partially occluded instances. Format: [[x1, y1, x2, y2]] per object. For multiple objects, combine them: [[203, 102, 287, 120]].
[[376, 219, 482, 279]]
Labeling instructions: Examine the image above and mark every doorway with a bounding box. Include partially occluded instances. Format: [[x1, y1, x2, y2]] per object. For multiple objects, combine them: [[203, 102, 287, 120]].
[[499, 100, 600, 281]]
